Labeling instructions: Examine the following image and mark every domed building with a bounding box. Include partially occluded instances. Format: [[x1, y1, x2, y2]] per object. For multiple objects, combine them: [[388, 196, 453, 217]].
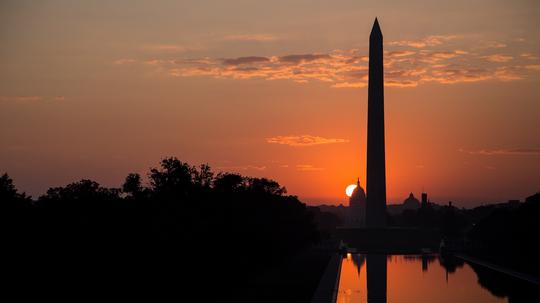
[[403, 192, 421, 210], [347, 178, 366, 227]]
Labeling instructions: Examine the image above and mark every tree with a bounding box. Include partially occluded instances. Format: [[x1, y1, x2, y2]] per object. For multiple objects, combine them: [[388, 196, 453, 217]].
[[248, 177, 287, 196], [0, 173, 30, 202], [149, 157, 193, 197], [123, 173, 142, 196], [192, 163, 214, 188], [40, 179, 120, 203], [213, 173, 245, 193]]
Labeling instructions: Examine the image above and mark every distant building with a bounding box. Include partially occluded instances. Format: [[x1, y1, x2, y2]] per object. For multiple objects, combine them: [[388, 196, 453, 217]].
[[387, 192, 427, 215], [347, 178, 366, 227], [421, 192, 428, 208], [403, 192, 421, 210]]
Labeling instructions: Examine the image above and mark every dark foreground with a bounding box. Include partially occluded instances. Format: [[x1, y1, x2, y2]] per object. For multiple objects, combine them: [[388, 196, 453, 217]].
[[2, 158, 327, 301]]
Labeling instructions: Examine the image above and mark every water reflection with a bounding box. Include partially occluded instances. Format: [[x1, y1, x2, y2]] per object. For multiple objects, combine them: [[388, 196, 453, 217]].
[[366, 254, 386, 303], [337, 254, 539, 303]]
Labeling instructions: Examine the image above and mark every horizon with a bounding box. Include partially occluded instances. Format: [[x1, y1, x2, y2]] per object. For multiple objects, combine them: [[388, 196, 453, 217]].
[[1, 1, 539, 207]]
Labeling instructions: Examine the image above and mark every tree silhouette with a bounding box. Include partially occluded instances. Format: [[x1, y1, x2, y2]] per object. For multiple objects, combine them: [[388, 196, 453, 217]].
[[2, 158, 320, 299], [122, 173, 142, 197]]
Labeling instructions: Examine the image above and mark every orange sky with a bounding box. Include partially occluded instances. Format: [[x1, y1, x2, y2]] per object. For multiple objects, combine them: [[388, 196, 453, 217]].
[[1, 1, 539, 206]]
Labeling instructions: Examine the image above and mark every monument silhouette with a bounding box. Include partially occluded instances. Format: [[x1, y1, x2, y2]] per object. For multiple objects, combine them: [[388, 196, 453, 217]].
[[367, 254, 388, 303], [366, 18, 387, 228]]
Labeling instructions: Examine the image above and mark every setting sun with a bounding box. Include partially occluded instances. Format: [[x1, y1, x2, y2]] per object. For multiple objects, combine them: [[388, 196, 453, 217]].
[[345, 184, 358, 197]]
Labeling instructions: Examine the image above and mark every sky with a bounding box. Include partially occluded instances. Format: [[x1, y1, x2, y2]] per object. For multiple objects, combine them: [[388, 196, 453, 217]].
[[1, 0, 539, 207]]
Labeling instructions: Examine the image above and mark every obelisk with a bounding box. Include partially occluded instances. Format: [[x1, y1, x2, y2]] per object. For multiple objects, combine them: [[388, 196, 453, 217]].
[[366, 18, 387, 228]]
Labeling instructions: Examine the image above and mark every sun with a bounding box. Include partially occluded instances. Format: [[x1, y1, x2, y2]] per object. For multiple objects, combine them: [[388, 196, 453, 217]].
[[345, 184, 357, 197]]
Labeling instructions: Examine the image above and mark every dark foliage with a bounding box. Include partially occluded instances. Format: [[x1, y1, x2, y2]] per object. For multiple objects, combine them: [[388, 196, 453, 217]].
[[1, 173, 33, 243], [467, 192, 540, 276], [2, 158, 319, 300]]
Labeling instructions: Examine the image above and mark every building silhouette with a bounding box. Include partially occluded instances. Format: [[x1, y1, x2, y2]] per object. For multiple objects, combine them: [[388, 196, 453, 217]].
[[366, 18, 387, 228], [421, 192, 428, 208], [347, 178, 366, 227], [403, 192, 421, 210]]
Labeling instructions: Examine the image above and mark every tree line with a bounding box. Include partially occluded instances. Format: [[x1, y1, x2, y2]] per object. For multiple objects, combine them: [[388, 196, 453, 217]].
[[2, 157, 320, 298]]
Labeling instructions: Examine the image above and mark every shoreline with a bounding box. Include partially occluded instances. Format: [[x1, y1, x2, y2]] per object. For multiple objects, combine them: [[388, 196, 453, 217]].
[[456, 253, 540, 285]]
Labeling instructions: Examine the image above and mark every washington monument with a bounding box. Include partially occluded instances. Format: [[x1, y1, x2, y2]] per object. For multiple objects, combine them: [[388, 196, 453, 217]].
[[366, 18, 387, 228]]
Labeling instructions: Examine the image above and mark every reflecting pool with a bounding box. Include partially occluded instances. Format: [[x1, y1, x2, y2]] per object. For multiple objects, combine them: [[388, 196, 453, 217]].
[[337, 254, 539, 303]]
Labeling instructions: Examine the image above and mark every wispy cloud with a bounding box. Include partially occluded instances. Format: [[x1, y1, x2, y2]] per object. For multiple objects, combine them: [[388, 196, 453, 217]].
[[114, 58, 137, 65], [222, 34, 278, 42], [296, 164, 324, 172], [0, 95, 66, 103], [483, 54, 513, 63], [459, 148, 540, 156], [142, 44, 188, 52], [222, 56, 270, 65], [117, 34, 540, 88], [521, 53, 539, 60], [480, 41, 507, 49], [525, 64, 540, 71], [0, 96, 43, 102], [216, 165, 267, 171], [388, 35, 459, 48], [266, 135, 349, 147], [331, 81, 367, 88]]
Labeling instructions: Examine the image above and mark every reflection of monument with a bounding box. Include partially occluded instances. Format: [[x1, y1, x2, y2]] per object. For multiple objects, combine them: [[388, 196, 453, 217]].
[[351, 253, 366, 275], [367, 254, 387, 303], [347, 178, 366, 227], [366, 18, 387, 228]]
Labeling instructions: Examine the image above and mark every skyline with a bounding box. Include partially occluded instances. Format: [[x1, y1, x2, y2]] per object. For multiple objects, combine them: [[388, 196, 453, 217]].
[[1, 1, 540, 206]]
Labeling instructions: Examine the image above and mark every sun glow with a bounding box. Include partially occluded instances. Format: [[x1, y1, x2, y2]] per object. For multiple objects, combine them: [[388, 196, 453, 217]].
[[345, 184, 357, 197]]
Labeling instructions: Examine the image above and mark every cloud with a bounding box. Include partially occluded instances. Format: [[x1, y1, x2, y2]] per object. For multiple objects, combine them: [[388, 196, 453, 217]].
[[521, 53, 539, 60], [216, 165, 267, 171], [386, 50, 416, 57], [296, 164, 324, 172], [114, 58, 137, 65], [481, 41, 507, 49], [266, 135, 349, 147], [525, 64, 540, 71], [494, 67, 523, 81], [459, 148, 540, 156], [388, 35, 459, 48], [222, 56, 270, 65], [0, 96, 43, 102], [385, 79, 419, 87], [423, 68, 492, 84], [118, 34, 540, 88], [0, 95, 67, 103], [142, 44, 187, 52], [222, 34, 278, 42], [483, 54, 513, 62], [279, 54, 331, 64], [331, 81, 367, 88]]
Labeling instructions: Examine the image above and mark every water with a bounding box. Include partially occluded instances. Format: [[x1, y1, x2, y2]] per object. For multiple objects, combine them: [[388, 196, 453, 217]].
[[337, 253, 539, 303]]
